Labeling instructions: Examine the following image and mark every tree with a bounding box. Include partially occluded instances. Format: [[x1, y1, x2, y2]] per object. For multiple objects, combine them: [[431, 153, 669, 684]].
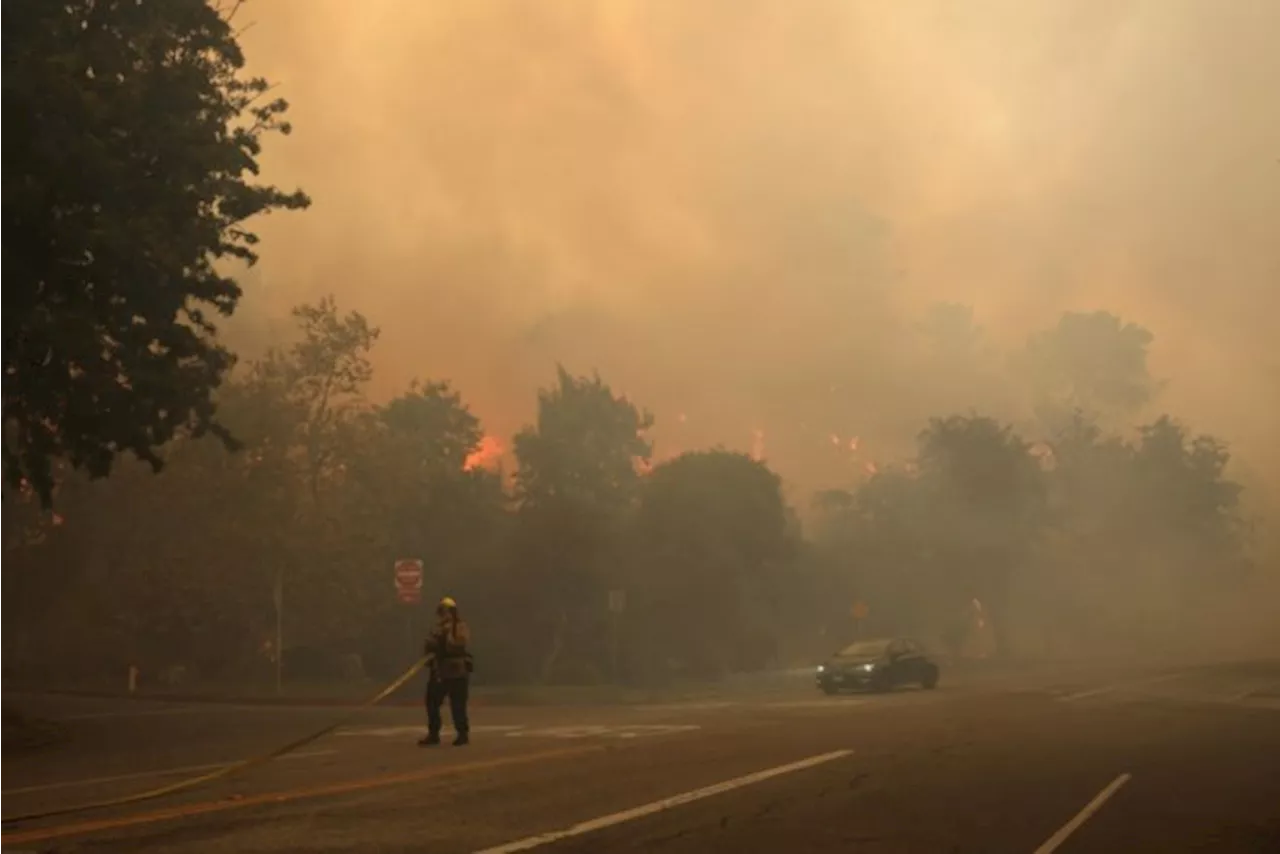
[[1, 376, 307, 683], [917, 415, 1047, 527], [509, 367, 653, 683], [916, 302, 987, 363], [812, 415, 1047, 656], [299, 380, 507, 678], [3, 0, 309, 505], [379, 381, 486, 474], [252, 297, 379, 503], [628, 451, 796, 678], [1015, 311, 1159, 430], [1037, 412, 1250, 655], [917, 415, 1047, 648], [513, 366, 653, 512]]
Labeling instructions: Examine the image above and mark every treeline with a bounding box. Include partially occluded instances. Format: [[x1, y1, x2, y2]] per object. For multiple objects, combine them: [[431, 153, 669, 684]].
[[0, 298, 1261, 688], [809, 412, 1253, 660], [2, 299, 797, 686]]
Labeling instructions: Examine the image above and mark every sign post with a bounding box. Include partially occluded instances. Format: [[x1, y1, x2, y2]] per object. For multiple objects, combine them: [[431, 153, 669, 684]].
[[395, 559, 424, 659], [851, 600, 870, 639], [607, 590, 626, 684], [273, 570, 284, 696]]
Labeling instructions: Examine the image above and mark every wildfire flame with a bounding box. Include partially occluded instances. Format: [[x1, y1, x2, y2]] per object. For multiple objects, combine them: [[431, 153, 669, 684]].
[[750, 428, 766, 461], [831, 434, 860, 452], [464, 435, 504, 472]]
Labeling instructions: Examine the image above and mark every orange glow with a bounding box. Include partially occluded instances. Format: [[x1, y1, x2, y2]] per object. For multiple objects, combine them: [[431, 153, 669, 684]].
[[863, 461, 878, 476], [848, 436, 860, 452], [829, 433, 840, 446], [750, 428, 766, 461], [464, 435, 504, 471]]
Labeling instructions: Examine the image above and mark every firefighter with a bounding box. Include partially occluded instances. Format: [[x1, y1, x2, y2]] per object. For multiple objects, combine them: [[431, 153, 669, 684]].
[[419, 595, 472, 746]]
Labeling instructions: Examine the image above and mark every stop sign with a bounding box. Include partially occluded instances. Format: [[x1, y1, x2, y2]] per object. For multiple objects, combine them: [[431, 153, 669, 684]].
[[394, 559, 423, 604]]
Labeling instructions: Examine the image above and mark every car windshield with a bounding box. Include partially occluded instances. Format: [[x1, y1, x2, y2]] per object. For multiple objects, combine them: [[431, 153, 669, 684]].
[[836, 640, 892, 658]]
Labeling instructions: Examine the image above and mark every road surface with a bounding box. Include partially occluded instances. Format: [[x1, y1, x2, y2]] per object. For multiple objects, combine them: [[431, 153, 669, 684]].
[[4, 660, 1278, 852]]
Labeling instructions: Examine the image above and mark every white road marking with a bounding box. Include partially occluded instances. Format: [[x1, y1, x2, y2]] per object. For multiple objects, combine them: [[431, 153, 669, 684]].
[[1059, 671, 1189, 702], [504, 724, 700, 740], [1240, 697, 1280, 711], [2, 749, 337, 796], [1225, 680, 1280, 704], [57, 706, 211, 721], [337, 725, 525, 738], [472, 749, 854, 854], [1033, 773, 1131, 854], [762, 699, 869, 710], [635, 701, 738, 712]]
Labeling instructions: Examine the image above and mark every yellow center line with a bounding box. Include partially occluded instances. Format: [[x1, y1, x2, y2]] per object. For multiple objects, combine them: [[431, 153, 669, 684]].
[[3, 745, 602, 846]]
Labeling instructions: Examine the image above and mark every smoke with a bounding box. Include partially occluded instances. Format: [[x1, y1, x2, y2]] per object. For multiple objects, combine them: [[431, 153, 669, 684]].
[[232, 0, 1280, 506]]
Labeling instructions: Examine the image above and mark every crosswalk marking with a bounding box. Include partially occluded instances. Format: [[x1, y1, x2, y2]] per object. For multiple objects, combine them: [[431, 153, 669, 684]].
[[505, 724, 700, 740], [337, 723, 701, 740], [337, 725, 525, 738]]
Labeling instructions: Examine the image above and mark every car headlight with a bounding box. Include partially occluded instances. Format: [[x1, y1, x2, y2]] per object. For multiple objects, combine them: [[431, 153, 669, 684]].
[[817, 664, 825, 673], [859, 663, 875, 672]]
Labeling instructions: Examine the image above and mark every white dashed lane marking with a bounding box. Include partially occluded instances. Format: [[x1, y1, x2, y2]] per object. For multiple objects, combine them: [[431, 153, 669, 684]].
[[473, 750, 855, 854]]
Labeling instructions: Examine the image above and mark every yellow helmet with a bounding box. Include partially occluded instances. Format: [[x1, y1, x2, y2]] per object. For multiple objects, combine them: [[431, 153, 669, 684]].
[[438, 596, 458, 610]]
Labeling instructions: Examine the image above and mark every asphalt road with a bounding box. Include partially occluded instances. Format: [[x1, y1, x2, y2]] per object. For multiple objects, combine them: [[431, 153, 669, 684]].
[[3, 660, 1278, 853]]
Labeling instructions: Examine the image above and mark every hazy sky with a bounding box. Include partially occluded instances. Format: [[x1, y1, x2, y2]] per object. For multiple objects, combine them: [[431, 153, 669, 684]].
[[232, 0, 1279, 502]]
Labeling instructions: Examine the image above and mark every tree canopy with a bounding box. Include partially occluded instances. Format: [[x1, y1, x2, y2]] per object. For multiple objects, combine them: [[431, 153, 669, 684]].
[[513, 366, 653, 513], [2, 0, 309, 504], [629, 450, 796, 677], [1016, 311, 1159, 429]]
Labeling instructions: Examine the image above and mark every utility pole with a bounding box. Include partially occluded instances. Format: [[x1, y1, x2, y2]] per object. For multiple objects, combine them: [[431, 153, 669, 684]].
[[274, 569, 284, 696], [608, 589, 626, 684]]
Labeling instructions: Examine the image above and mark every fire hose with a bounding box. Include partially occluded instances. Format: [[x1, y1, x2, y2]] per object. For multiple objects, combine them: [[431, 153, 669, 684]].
[[2, 655, 430, 825]]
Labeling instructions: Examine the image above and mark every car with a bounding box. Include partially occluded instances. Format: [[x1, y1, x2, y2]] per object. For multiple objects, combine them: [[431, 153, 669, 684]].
[[815, 637, 940, 695]]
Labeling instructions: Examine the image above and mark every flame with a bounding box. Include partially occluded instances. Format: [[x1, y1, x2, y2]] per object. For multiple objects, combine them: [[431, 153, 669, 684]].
[[464, 435, 504, 472], [1029, 442, 1057, 471], [750, 428, 766, 461], [831, 434, 861, 452], [863, 461, 878, 476], [634, 456, 654, 475]]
